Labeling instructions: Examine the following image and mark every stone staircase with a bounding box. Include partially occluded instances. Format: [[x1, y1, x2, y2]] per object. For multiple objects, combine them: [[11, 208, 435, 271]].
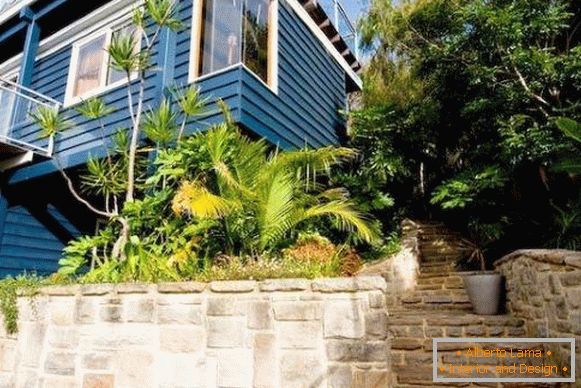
[[387, 221, 531, 387]]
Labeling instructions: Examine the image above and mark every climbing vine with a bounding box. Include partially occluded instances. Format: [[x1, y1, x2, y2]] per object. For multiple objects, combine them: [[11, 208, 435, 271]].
[[0, 276, 44, 334]]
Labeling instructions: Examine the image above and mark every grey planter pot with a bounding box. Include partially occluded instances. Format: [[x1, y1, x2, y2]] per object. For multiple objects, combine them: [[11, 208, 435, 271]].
[[461, 272, 504, 315]]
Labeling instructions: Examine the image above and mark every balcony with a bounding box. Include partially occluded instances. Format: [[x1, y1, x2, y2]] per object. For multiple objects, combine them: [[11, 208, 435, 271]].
[[0, 77, 61, 171], [300, 0, 361, 73]]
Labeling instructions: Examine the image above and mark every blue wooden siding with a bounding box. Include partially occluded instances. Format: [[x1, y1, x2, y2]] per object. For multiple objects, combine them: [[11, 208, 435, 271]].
[[239, 0, 347, 149], [0, 205, 79, 277], [0, 0, 351, 275]]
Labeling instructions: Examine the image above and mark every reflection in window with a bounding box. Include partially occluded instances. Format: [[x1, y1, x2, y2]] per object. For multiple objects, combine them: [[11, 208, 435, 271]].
[[74, 35, 107, 98], [68, 25, 140, 103], [198, 0, 272, 83]]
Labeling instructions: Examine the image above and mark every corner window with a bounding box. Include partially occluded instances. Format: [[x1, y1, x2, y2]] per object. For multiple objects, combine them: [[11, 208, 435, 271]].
[[191, 0, 278, 91], [65, 25, 139, 106]]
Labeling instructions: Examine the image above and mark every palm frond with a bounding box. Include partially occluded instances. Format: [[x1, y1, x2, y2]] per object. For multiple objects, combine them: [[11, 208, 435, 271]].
[[272, 146, 357, 186], [257, 172, 296, 250], [172, 181, 238, 219], [303, 201, 379, 243]]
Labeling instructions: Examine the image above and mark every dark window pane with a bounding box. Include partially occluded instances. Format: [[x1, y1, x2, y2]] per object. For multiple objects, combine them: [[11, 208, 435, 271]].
[[242, 0, 270, 83]]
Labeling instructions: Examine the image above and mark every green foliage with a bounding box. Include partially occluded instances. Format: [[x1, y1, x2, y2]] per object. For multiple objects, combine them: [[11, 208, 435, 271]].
[[167, 124, 379, 255], [348, 0, 581, 254], [142, 100, 180, 145], [431, 167, 506, 209], [76, 98, 114, 119], [30, 106, 69, 138], [0, 276, 43, 334], [57, 119, 376, 282], [554, 117, 581, 173]]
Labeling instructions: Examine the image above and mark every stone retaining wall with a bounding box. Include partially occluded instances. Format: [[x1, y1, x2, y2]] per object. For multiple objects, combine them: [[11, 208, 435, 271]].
[[0, 277, 389, 388], [496, 249, 581, 379]]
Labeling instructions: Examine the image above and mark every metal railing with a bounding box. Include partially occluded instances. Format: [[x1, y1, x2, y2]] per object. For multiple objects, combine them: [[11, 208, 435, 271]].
[[0, 77, 61, 157], [317, 0, 359, 58]]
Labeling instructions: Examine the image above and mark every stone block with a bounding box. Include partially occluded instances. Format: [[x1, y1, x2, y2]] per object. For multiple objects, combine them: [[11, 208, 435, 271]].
[[0, 341, 16, 372], [89, 324, 153, 348], [210, 281, 256, 293], [259, 279, 310, 292], [280, 351, 325, 388], [82, 374, 114, 388], [157, 354, 211, 387], [114, 351, 154, 388], [253, 333, 277, 388], [278, 321, 321, 349], [160, 326, 205, 353], [40, 376, 77, 388], [207, 297, 246, 316], [391, 338, 423, 350], [273, 301, 321, 321], [81, 285, 113, 296], [99, 305, 123, 323], [247, 301, 273, 330], [566, 288, 581, 309], [327, 364, 352, 388], [17, 297, 46, 322], [208, 318, 246, 348], [44, 352, 75, 375], [157, 282, 206, 293], [465, 326, 486, 336], [365, 311, 388, 338], [75, 299, 97, 324], [43, 286, 78, 296], [47, 327, 79, 349], [50, 301, 75, 325], [82, 353, 112, 370], [353, 370, 390, 388], [571, 311, 581, 335], [212, 349, 253, 387], [312, 277, 387, 293], [157, 305, 202, 324], [326, 340, 388, 362], [18, 322, 46, 367], [12, 371, 36, 388], [125, 298, 154, 323], [115, 284, 151, 294], [560, 272, 581, 287], [324, 300, 364, 339], [368, 291, 386, 309], [156, 294, 203, 305]]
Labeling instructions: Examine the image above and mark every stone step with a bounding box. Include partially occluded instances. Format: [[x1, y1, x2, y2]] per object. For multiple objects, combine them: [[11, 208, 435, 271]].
[[421, 255, 462, 263]]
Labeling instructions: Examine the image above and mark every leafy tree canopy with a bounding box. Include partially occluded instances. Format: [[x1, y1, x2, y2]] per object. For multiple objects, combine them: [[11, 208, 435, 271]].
[[348, 0, 581, 257]]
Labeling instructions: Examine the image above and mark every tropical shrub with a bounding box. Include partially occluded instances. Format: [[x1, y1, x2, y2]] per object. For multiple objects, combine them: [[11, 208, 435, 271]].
[[343, 0, 581, 255]]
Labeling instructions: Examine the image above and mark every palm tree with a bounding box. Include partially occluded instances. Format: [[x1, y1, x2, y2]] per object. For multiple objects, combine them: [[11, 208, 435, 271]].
[[171, 124, 378, 256]]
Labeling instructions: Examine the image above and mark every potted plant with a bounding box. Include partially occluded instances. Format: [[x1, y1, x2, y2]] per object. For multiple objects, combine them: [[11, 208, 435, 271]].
[[458, 239, 504, 315]]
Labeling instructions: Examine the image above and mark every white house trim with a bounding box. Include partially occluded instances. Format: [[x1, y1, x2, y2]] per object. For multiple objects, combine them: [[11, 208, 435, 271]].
[[285, 0, 362, 89], [0, 0, 37, 25], [63, 22, 139, 107], [0, 0, 138, 78]]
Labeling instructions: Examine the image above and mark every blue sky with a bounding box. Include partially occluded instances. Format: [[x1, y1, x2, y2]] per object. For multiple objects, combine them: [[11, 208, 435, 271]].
[[343, 0, 368, 21]]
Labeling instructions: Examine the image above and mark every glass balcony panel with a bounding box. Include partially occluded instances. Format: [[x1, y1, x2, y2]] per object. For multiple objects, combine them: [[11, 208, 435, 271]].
[[0, 77, 61, 157]]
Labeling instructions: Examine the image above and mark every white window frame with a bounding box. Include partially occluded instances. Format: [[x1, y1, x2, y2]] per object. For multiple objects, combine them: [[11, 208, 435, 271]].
[[63, 23, 140, 108], [189, 0, 279, 94]]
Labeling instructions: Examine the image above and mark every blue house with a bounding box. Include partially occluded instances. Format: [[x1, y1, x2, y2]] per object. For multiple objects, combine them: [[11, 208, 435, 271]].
[[0, 0, 361, 276]]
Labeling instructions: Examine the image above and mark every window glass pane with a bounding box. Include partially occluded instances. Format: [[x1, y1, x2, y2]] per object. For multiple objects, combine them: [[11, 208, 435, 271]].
[[242, 0, 270, 82], [73, 35, 107, 97], [108, 25, 139, 85], [199, 0, 243, 75]]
